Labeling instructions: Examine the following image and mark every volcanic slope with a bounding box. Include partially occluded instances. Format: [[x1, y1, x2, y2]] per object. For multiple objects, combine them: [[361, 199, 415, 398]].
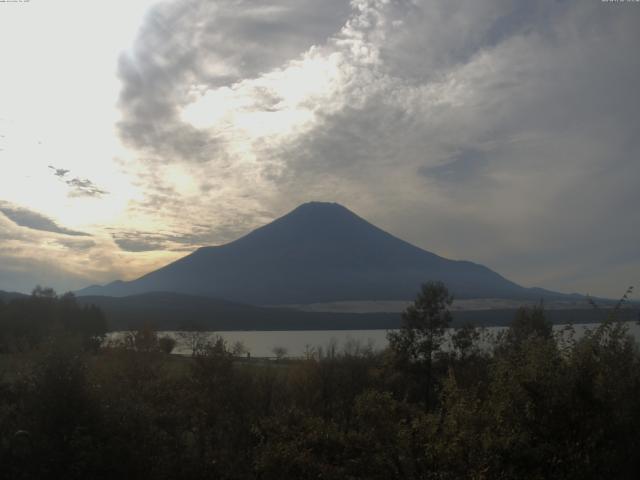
[[77, 202, 570, 304]]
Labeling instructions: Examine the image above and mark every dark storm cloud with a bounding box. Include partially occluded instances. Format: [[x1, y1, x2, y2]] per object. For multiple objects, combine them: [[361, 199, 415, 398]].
[[0, 203, 90, 237], [117, 0, 351, 161]]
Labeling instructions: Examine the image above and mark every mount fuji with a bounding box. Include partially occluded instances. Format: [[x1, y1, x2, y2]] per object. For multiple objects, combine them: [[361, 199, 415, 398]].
[[77, 202, 570, 304]]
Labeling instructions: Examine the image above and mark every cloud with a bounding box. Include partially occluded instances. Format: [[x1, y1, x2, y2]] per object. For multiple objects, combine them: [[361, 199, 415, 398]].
[[0, 203, 90, 237], [0, 255, 86, 295], [107, 0, 640, 297], [117, 0, 351, 161], [65, 177, 109, 198], [0, 218, 99, 293], [113, 236, 164, 253], [419, 149, 489, 184], [0, 205, 182, 295], [49, 165, 109, 197], [48, 165, 70, 177], [111, 221, 250, 253], [54, 238, 96, 251]]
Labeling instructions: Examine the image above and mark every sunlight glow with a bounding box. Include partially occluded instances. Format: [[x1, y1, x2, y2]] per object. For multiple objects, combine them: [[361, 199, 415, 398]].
[[0, 0, 159, 229], [180, 52, 343, 139]]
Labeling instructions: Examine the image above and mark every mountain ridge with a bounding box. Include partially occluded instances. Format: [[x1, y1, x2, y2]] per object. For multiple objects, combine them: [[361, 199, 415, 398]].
[[77, 202, 574, 304]]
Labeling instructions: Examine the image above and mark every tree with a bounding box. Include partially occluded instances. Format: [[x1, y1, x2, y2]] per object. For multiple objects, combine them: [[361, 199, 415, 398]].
[[178, 327, 210, 357], [387, 281, 453, 406], [158, 336, 177, 354], [31, 285, 56, 299], [128, 323, 158, 353], [451, 323, 481, 360], [505, 303, 552, 347], [272, 346, 288, 361], [231, 340, 248, 357]]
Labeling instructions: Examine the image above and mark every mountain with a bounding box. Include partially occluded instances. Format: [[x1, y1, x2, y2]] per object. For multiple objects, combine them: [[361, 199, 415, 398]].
[[77, 202, 572, 304]]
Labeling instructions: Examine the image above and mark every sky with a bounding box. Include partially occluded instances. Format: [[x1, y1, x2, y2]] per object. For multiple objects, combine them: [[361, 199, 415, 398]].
[[0, 0, 638, 298]]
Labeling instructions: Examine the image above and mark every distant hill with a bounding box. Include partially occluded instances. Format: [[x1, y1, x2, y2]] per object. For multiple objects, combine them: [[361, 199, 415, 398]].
[[0, 290, 28, 303], [77, 202, 579, 304], [76, 292, 399, 331], [4, 289, 629, 333], [75, 292, 635, 331]]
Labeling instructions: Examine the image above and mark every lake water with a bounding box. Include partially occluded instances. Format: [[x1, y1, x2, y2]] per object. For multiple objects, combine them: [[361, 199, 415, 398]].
[[106, 321, 640, 358]]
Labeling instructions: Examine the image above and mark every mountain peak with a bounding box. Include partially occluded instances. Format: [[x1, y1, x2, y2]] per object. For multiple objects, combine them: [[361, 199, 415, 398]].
[[283, 201, 357, 221], [294, 201, 348, 211], [233, 201, 378, 248]]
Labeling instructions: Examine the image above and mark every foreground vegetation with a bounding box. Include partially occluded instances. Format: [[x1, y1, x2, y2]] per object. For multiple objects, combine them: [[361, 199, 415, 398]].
[[1, 284, 639, 479]]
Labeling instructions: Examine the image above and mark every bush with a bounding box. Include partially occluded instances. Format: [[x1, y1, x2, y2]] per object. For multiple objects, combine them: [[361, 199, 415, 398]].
[[158, 336, 177, 354]]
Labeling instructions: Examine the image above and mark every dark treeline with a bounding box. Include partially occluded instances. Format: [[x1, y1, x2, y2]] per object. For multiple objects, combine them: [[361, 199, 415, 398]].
[[1, 283, 639, 479], [0, 287, 106, 353]]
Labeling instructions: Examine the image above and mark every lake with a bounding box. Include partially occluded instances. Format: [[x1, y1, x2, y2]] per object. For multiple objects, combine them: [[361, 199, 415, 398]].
[[106, 321, 640, 358]]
